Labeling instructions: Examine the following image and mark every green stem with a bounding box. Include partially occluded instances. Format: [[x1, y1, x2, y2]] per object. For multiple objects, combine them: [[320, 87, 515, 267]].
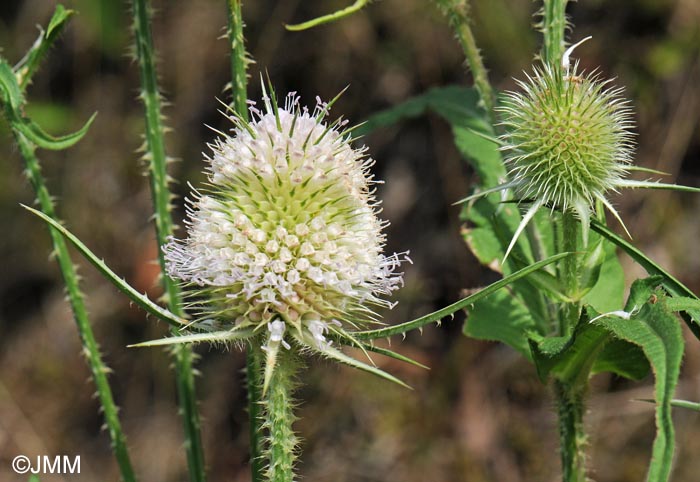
[[246, 343, 265, 482], [555, 381, 587, 482], [559, 211, 581, 337], [541, 0, 569, 68], [227, 0, 249, 122], [225, 2, 265, 476], [15, 133, 137, 482], [131, 1, 206, 480], [263, 350, 300, 482], [435, 0, 496, 124]]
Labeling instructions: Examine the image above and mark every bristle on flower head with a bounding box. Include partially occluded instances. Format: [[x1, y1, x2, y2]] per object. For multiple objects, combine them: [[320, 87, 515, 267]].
[[163, 90, 408, 376], [499, 62, 635, 218]]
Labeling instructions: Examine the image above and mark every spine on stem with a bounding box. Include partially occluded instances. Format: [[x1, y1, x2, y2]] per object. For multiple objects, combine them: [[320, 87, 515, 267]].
[[16, 134, 137, 482], [262, 350, 300, 482], [130, 1, 206, 480]]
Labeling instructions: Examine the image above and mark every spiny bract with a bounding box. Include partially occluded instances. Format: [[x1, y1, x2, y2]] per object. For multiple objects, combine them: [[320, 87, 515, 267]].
[[163, 91, 408, 389], [499, 62, 635, 220]]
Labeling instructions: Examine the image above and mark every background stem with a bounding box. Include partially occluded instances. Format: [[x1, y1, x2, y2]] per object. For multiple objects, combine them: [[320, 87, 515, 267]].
[[555, 381, 587, 482], [542, 0, 569, 67], [131, 1, 206, 480], [15, 133, 137, 482], [225, 2, 265, 479], [435, 0, 496, 123]]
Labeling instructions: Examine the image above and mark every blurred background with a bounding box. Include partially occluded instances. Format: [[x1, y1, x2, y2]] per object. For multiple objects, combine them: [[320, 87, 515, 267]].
[[1, 0, 699, 481]]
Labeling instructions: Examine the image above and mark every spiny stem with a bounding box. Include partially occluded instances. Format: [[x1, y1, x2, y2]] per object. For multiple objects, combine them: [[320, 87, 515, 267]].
[[247, 342, 265, 482], [15, 133, 137, 482], [227, 0, 249, 122], [225, 2, 264, 476], [263, 350, 300, 482], [434, 0, 496, 124], [559, 211, 581, 337], [131, 1, 206, 480], [541, 0, 570, 68], [555, 380, 588, 482]]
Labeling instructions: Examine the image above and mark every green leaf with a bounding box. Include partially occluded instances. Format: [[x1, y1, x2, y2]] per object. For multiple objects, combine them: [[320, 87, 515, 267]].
[[591, 219, 700, 339], [356, 86, 501, 185], [581, 240, 625, 313], [355, 252, 571, 340], [594, 278, 684, 482], [296, 332, 411, 389], [14, 5, 74, 90], [464, 287, 540, 358], [0, 59, 24, 110], [285, 0, 371, 31], [528, 315, 611, 385], [591, 339, 649, 381], [360, 343, 430, 370], [637, 398, 700, 411], [129, 328, 255, 347], [14, 112, 97, 150], [22, 204, 187, 328]]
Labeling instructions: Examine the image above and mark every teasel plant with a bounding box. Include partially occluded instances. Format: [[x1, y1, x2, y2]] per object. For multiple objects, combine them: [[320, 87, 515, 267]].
[[11, 2, 569, 482], [292, 0, 700, 481], [9, 1, 700, 481]]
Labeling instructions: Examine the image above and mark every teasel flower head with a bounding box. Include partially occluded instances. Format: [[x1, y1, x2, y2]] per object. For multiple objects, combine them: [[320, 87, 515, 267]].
[[500, 39, 635, 227], [161, 88, 410, 391], [459, 37, 685, 261]]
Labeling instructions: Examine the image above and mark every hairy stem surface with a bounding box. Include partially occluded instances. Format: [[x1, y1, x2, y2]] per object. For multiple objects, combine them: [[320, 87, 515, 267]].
[[225, 2, 265, 477], [16, 133, 137, 482], [435, 0, 495, 123], [263, 350, 300, 482], [131, 1, 206, 480], [542, 0, 569, 67], [555, 381, 587, 482]]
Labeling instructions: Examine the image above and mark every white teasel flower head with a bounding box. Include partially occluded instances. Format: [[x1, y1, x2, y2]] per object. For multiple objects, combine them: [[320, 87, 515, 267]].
[[163, 87, 409, 391]]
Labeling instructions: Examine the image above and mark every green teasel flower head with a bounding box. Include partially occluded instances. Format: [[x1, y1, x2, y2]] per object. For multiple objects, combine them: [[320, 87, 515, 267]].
[[499, 37, 635, 234], [456, 37, 681, 261], [163, 88, 410, 391]]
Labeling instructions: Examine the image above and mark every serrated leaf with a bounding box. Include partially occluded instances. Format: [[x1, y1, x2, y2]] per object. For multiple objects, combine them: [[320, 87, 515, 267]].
[[22, 204, 186, 328], [528, 315, 610, 385], [594, 279, 683, 482], [592, 339, 649, 380], [591, 219, 700, 339]]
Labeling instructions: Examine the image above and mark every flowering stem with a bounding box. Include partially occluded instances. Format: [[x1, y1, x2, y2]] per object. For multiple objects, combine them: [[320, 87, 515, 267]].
[[227, 0, 249, 122], [263, 350, 300, 482], [246, 342, 265, 482], [555, 213, 588, 481], [435, 0, 496, 124], [560, 211, 581, 337], [14, 133, 137, 482], [542, 0, 569, 68], [555, 380, 587, 482], [225, 2, 265, 477], [131, 1, 206, 480]]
